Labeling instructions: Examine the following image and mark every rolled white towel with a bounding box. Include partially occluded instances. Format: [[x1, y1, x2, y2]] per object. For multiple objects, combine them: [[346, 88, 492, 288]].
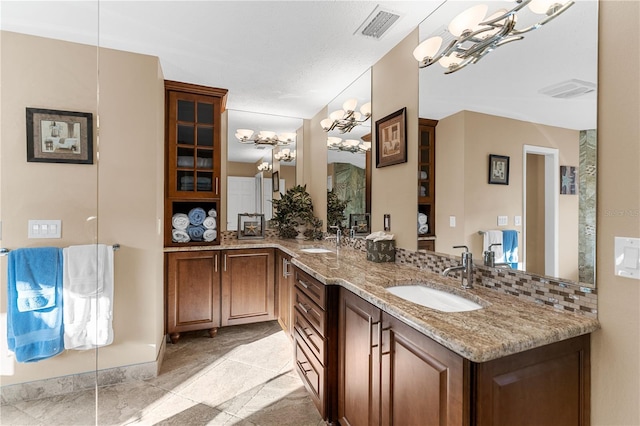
[[172, 213, 189, 230], [203, 229, 217, 242], [418, 224, 429, 234], [418, 213, 428, 225], [172, 229, 190, 243], [203, 216, 217, 230], [208, 209, 217, 218]]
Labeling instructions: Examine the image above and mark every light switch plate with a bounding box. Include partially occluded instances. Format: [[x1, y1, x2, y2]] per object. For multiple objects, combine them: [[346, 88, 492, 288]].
[[614, 237, 640, 280], [28, 220, 62, 239], [514, 215, 522, 226], [497, 215, 508, 226], [449, 216, 456, 227]]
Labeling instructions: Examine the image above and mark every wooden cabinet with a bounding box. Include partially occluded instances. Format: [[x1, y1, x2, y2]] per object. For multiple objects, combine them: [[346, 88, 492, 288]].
[[221, 248, 275, 326], [338, 289, 464, 426], [336, 289, 590, 426], [165, 250, 220, 344], [418, 118, 437, 249], [276, 250, 294, 337], [292, 267, 338, 422], [164, 80, 228, 247]]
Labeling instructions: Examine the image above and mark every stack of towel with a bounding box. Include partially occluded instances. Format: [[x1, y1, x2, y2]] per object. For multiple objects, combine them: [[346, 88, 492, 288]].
[[172, 207, 217, 243], [6, 244, 116, 363], [179, 176, 212, 191]]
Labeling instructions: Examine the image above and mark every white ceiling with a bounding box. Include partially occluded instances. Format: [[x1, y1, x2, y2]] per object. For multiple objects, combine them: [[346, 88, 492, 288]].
[[1, 0, 598, 163]]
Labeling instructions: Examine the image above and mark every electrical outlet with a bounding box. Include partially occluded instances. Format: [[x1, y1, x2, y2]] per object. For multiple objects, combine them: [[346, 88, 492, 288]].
[[449, 216, 456, 227], [384, 214, 391, 231], [514, 215, 522, 226]]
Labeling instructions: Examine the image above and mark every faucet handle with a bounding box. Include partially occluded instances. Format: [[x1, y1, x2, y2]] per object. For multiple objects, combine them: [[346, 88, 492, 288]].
[[453, 245, 469, 252]]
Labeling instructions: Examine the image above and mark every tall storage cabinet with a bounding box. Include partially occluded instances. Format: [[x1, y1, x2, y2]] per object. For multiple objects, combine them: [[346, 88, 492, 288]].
[[164, 80, 228, 248], [164, 81, 228, 342], [418, 118, 437, 251]]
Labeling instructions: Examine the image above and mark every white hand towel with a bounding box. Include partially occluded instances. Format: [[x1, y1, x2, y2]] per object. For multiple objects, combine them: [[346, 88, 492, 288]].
[[483, 230, 504, 262], [63, 244, 114, 350], [172, 229, 190, 243], [208, 209, 217, 218], [203, 229, 217, 242]]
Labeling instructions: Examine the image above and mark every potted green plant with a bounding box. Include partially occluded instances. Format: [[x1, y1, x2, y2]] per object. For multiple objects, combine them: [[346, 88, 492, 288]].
[[327, 189, 350, 234], [271, 184, 322, 239]]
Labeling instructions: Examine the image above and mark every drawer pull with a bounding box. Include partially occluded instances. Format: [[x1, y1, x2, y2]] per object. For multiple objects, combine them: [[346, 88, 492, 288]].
[[298, 279, 309, 289], [297, 360, 312, 374], [298, 302, 310, 314]]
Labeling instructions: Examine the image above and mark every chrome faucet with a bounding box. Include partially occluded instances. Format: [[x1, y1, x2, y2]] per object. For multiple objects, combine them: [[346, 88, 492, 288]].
[[442, 245, 474, 289], [328, 226, 342, 247], [483, 243, 512, 268], [349, 226, 357, 239]]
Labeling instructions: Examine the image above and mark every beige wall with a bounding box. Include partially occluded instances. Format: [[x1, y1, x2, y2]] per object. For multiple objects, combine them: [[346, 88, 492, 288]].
[[435, 111, 579, 279], [304, 109, 328, 229], [279, 164, 295, 192], [227, 161, 259, 177], [592, 1, 640, 424], [0, 32, 164, 385], [371, 29, 420, 250]]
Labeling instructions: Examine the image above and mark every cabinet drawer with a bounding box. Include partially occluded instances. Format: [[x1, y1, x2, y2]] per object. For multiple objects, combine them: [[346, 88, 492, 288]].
[[293, 306, 326, 364], [295, 268, 326, 308], [294, 286, 326, 337], [295, 334, 325, 416]]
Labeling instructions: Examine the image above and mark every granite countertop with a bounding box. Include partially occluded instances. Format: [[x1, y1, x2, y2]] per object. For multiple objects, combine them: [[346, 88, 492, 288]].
[[166, 238, 601, 363]]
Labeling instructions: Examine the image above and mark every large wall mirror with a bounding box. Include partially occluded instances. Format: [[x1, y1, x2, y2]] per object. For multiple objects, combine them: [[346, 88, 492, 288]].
[[226, 109, 301, 230], [418, 0, 598, 287], [325, 68, 372, 232]]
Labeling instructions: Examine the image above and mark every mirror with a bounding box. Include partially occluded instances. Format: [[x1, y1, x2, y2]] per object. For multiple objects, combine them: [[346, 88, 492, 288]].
[[325, 69, 372, 231], [417, 0, 598, 286], [226, 110, 302, 230]]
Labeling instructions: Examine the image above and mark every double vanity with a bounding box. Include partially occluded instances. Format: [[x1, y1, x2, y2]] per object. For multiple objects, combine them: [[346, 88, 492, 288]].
[[166, 238, 599, 425]]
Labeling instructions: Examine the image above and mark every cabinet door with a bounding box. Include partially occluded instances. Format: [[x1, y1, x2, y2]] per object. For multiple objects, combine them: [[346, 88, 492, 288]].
[[221, 248, 275, 326], [381, 312, 467, 426], [165, 251, 220, 342], [276, 250, 294, 336], [338, 288, 381, 426], [167, 90, 221, 199]]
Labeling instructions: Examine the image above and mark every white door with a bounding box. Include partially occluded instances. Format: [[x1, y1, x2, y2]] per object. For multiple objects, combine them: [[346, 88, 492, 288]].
[[227, 176, 257, 231]]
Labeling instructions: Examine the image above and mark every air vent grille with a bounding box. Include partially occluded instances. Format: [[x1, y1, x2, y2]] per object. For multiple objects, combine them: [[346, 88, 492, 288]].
[[356, 6, 401, 39], [539, 79, 596, 99]]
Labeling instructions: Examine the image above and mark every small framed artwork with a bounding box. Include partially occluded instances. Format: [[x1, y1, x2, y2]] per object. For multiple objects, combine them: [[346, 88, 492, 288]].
[[560, 165, 577, 194], [237, 213, 265, 239], [349, 213, 371, 237], [376, 107, 407, 168], [272, 171, 280, 193], [26, 107, 93, 164], [488, 154, 510, 185]]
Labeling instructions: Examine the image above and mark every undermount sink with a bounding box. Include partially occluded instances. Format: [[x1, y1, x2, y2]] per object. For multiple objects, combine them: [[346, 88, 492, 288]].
[[386, 285, 482, 313], [300, 247, 333, 254]]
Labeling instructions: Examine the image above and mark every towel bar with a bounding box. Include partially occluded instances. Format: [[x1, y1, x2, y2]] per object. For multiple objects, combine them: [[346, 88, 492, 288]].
[[0, 244, 120, 256], [478, 230, 520, 235]]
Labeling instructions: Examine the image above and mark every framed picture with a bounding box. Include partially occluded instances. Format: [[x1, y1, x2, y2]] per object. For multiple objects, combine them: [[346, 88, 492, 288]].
[[349, 213, 370, 236], [26, 108, 93, 164], [488, 154, 510, 185], [560, 165, 577, 194], [376, 107, 407, 168], [272, 171, 280, 193], [237, 213, 265, 239]]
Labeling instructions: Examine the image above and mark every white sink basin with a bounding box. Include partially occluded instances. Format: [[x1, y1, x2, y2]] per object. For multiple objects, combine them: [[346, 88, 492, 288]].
[[300, 247, 333, 254], [387, 285, 482, 312]]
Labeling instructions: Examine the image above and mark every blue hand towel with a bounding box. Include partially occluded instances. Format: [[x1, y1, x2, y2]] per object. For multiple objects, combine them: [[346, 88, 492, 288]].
[[188, 207, 207, 226], [7, 247, 65, 363], [502, 230, 519, 269]]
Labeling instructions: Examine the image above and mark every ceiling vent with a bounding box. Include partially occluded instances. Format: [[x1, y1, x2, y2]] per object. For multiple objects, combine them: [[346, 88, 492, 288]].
[[539, 79, 597, 99], [355, 6, 401, 40]]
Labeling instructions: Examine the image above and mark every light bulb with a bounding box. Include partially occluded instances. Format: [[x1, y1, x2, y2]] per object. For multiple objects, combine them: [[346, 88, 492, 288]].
[[279, 132, 296, 142], [237, 129, 254, 139], [360, 102, 372, 117], [345, 139, 359, 146], [438, 54, 463, 69], [361, 141, 372, 151], [448, 4, 488, 36], [258, 131, 276, 140], [482, 9, 508, 38], [330, 110, 345, 121], [342, 98, 357, 112], [413, 36, 443, 61], [321, 118, 333, 130], [352, 112, 362, 121], [327, 137, 342, 146], [528, 0, 559, 15]]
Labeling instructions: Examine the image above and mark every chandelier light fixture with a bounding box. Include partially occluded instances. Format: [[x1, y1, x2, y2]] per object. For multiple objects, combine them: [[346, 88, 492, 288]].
[[257, 161, 272, 172], [236, 129, 296, 146], [327, 137, 372, 154], [274, 148, 296, 162], [321, 98, 372, 133], [412, 0, 574, 74]]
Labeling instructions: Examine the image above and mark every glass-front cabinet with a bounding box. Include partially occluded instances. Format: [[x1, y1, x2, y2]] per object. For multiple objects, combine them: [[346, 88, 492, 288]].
[[164, 81, 228, 247], [418, 118, 437, 251]]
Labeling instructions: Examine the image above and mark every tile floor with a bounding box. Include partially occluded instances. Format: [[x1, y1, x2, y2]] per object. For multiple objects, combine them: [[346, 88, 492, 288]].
[[1, 321, 324, 425]]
